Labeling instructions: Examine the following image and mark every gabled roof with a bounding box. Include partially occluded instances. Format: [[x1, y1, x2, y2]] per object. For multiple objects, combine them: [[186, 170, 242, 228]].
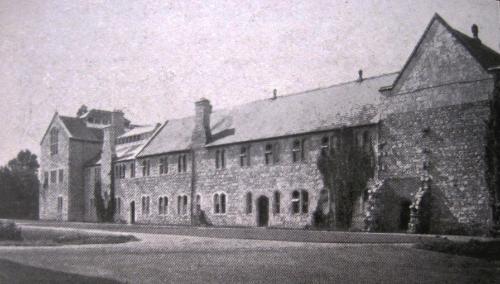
[[138, 73, 398, 157], [387, 13, 500, 91], [59, 116, 102, 142], [118, 124, 158, 138]]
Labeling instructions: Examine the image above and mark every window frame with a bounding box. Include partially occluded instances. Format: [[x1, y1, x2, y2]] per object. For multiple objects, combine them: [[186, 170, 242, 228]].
[[215, 149, 226, 169], [49, 128, 59, 155], [245, 192, 252, 214], [141, 195, 150, 215], [159, 156, 168, 175], [239, 146, 251, 167], [273, 191, 281, 214], [213, 192, 227, 214], [142, 160, 150, 177]]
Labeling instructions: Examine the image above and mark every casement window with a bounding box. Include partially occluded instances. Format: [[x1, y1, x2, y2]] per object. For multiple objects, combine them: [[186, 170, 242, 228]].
[[215, 149, 225, 169], [273, 191, 281, 214], [115, 164, 126, 179], [57, 196, 63, 213], [115, 197, 121, 214], [43, 171, 48, 187], [292, 139, 306, 162], [291, 190, 309, 214], [245, 192, 252, 214], [50, 170, 57, 184], [177, 195, 188, 215], [130, 162, 135, 178], [142, 160, 150, 177], [141, 196, 150, 215], [50, 128, 59, 155], [159, 156, 168, 175], [178, 154, 187, 173], [240, 146, 251, 167], [58, 169, 64, 183], [213, 192, 227, 214], [321, 136, 330, 154], [158, 196, 168, 215], [265, 143, 280, 165]]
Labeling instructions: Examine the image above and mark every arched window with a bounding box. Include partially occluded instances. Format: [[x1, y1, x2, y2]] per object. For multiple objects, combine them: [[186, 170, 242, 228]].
[[245, 192, 252, 214], [158, 196, 168, 215], [301, 190, 309, 213], [291, 191, 300, 214], [195, 194, 201, 213], [215, 149, 226, 169], [182, 195, 188, 215], [273, 191, 281, 214], [291, 190, 308, 214], [213, 193, 227, 214], [50, 128, 59, 155]]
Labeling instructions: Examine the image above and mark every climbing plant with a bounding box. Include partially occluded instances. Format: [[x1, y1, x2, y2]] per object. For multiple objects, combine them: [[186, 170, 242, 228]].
[[93, 166, 116, 223], [317, 128, 376, 229], [486, 85, 500, 227]]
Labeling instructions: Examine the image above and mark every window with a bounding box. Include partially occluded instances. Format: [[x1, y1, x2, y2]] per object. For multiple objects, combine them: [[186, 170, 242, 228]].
[[130, 162, 135, 178], [159, 156, 168, 174], [363, 131, 372, 150], [43, 171, 48, 187], [321, 136, 330, 154], [89, 198, 95, 210], [213, 192, 227, 214], [115, 197, 121, 214], [115, 164, 126, 179], [142, 160, 150, 177], [141, 196, 150, 215], [57, 196, 63, 213], [159, 196, 168, 215], [245, 192, 252, 214], [240, 146, 250, 167], [50, 170, 57, 184], [292, 139, 305, 162], [215, 149, 225, 169], [178, 154, 187, 173], [177, 195, 188, 215], [273, 191, 281, 214], [50, 128, 59, 155], [58, 169, 64, 183], [94, 167, 101, 183], [264, 143, 280, 165], [291, 190, 309, 214], [195, 194, 201, 213]]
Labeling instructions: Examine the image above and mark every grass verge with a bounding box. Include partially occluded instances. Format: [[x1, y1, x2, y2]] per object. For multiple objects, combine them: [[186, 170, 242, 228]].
[[415, 236, 500, 260]]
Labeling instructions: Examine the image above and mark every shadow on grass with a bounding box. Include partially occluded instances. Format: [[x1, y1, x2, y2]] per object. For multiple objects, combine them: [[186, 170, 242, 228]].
[[415, 236, 500, 261], [0, 259, 121, 283]]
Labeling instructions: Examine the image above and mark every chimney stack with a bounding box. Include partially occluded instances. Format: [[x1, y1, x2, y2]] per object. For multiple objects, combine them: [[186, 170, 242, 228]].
[[358, 69, 363, 82], [192, 98, 212, 148], [471, 24, 481, 43], [272, 89, 277, 100]]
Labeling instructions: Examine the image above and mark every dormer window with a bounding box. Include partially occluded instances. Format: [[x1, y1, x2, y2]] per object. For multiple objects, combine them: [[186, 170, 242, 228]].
[[50, 128, 59, 155]]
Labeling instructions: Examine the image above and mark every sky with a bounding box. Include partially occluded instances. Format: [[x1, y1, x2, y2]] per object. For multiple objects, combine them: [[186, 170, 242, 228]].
[[0, 0, 499, 165]]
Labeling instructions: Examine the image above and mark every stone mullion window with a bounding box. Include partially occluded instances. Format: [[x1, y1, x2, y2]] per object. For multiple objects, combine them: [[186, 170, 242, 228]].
[[264, 144, 273, 165], [213, 192, 227, 214], [177, 195, 188, 215], [142, 160, 150, 177], [159, 156, 168, 175], [142, 196, 150, 215], [291, 190, 309, 214], [158, 196, 168, 215], [130, 162, 135, 178], [273, 191, 281, 214], [240, 146, 250, 167], [50, 170, 57, 184], [215, 149, 226, 169], [178, 154, 187, 173]]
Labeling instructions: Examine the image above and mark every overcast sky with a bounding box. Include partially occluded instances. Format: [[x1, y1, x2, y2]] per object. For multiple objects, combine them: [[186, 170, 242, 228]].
[[0, 0, 499, 165]]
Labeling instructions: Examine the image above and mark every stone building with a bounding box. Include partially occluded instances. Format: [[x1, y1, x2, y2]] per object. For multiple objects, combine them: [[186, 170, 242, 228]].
[[39, 14, 500, 235]]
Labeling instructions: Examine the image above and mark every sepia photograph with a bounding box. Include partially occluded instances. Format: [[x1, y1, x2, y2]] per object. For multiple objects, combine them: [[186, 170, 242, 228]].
[[1, 0, 500, 283]]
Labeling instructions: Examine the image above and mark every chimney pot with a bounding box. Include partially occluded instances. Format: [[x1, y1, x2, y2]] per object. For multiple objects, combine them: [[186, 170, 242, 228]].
[[358, 69, 363, 82], [272, 89, 277, 100]]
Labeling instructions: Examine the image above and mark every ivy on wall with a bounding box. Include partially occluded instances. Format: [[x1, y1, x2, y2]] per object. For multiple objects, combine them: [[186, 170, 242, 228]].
[[486, 83, 500, 229], [316, 128, 376, 230], [93, 166, 116, 223]]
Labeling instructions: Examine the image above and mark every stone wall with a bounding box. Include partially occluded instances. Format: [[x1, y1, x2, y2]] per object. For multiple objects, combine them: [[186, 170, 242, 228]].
[[39, 117, 70, 221]]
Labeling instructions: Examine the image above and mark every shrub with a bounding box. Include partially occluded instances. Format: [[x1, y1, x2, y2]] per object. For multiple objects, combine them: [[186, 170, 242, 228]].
[[0, 221, 22, 241], [415, 236, 500, 260]]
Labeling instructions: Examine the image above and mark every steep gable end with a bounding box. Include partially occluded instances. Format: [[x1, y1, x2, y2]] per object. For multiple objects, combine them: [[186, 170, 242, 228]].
[[40, 113, 73, 145], [391, 14, 495, 95]]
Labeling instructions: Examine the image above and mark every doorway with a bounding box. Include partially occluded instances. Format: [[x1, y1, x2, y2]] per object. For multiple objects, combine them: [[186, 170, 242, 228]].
[[399, 200, 411, 231], [256, 196, 269, 227], [130, 201, 135, 224]]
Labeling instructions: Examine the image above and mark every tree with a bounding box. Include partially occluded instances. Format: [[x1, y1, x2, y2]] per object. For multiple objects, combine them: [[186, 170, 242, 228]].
[[0, 150, 39, 219]]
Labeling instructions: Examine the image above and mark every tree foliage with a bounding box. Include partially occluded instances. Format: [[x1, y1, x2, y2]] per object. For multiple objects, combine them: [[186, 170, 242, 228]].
[[317, 128, 375, 229], [0, 150, 39, 219], [93, 166, 115, 222]]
